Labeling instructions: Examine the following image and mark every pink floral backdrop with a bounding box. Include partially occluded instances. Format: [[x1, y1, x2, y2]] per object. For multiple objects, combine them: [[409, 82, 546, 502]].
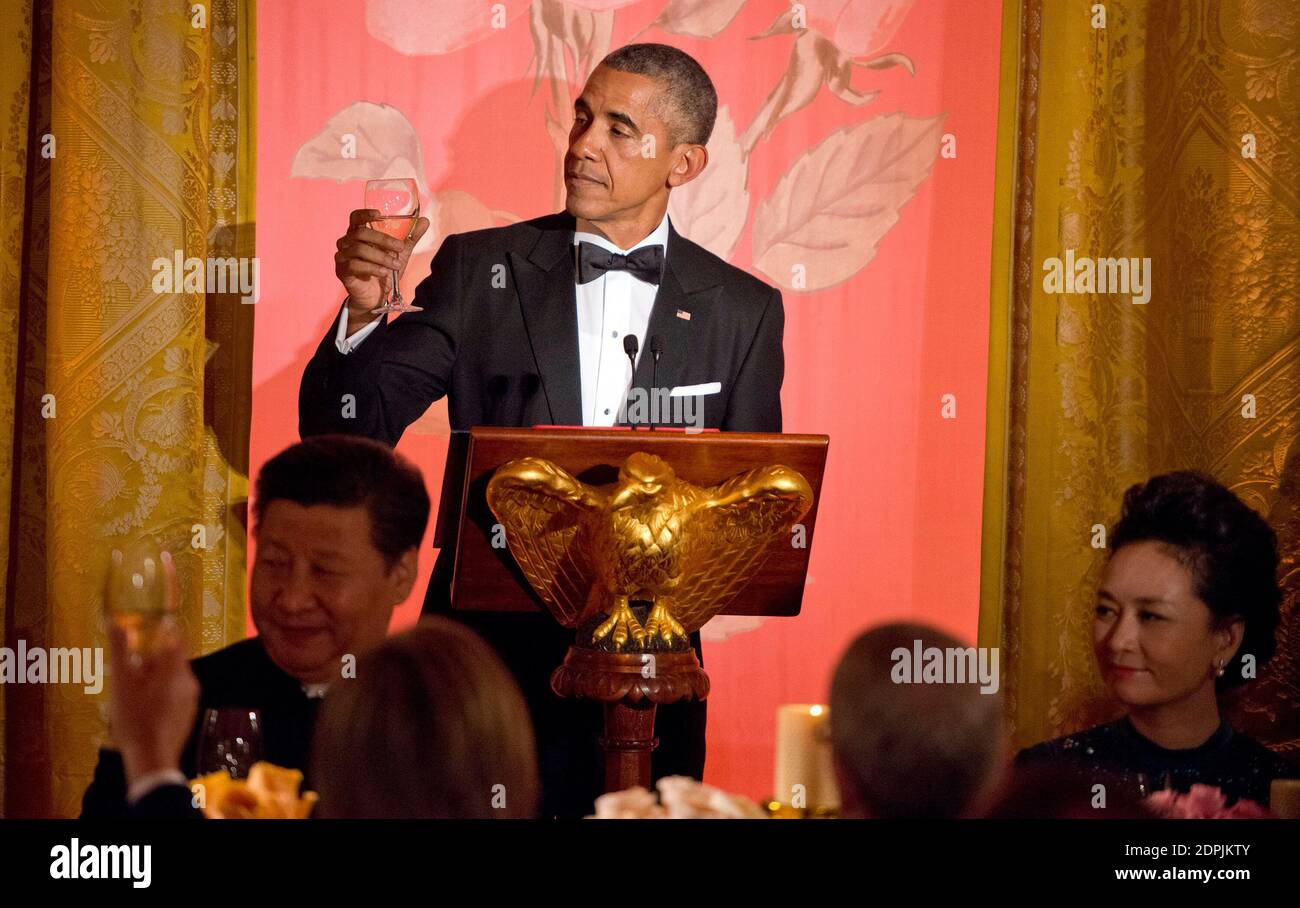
[[253, 0, 1004, 799]]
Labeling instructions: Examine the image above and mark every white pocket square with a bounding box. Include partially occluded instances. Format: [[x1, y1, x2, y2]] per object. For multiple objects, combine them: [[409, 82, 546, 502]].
[[669, 382, 721, 397]]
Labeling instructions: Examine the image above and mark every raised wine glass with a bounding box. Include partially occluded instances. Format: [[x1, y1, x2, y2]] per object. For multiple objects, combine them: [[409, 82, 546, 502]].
[[104, 538, 179, 658], [363, 178, 422, 313]]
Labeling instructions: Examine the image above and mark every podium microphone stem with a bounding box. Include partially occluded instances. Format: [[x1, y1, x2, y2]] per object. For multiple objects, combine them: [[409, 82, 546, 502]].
[[622, 334, 640, 430], [650, 334, 663, 431]]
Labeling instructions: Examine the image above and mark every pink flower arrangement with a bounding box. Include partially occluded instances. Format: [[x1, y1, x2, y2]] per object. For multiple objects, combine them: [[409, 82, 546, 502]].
[[1143, 784, 1271, 819]]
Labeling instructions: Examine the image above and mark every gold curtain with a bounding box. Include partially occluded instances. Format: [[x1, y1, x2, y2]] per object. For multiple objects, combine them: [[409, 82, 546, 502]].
[[982, 0, 1300, 756], [1, 0, 255, 817]]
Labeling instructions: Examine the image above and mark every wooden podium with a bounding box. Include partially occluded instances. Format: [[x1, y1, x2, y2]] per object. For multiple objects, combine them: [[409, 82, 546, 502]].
[[437, 426, 828, 795]]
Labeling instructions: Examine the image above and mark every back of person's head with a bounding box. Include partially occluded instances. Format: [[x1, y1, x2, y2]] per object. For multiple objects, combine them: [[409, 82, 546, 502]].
[[311, 618, 539, 818], [253, 434, 430, 568], [830, 622, 1005, 818]]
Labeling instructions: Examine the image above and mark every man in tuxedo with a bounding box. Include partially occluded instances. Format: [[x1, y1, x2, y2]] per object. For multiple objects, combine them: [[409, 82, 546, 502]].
[[80, 435, 428, 817], [299, 43, 785, 817]]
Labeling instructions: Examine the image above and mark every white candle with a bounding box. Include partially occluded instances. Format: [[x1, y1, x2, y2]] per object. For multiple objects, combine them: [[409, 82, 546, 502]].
[[1271, 779, 1300, 819], [774, 704, 840, 810]]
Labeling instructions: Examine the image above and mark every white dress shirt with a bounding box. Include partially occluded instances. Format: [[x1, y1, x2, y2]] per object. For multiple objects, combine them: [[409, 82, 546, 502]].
[[572, 210, 667, 426], [335, 211, 671, 427], [335, 302, 383, 353]]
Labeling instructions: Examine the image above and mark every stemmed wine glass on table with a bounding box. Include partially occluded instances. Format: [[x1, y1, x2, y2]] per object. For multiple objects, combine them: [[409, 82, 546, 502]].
[[196, 708, 264, 780]]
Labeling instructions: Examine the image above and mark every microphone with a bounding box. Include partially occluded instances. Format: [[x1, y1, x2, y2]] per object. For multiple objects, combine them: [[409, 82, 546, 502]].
[[621, 334, 640, 428], [649, 335, 664, 430]]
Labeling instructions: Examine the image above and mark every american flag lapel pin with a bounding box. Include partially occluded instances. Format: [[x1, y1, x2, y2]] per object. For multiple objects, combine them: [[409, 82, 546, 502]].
[[676, 309, 691, 321]]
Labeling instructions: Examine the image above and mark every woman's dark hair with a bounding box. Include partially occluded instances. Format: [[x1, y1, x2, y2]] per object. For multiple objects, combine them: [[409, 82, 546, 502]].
[[311, 618, 539, 818], [253, 435, 429, 568], [1110, 470, 1281, 689]]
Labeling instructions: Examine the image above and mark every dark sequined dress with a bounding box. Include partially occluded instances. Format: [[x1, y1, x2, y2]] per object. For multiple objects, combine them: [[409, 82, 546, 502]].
[[1016, 716, 1298, 808]]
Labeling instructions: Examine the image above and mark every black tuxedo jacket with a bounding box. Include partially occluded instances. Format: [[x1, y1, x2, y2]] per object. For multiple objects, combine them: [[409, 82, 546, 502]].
[[298, 210, 785, 817], [299, 210, 784, 437], [80, 638, 320, 818]]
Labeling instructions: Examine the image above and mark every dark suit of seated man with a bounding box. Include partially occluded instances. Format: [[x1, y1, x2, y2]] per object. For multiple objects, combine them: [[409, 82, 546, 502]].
[[298, 43, 784, 818], [81, 435, 428, 817]]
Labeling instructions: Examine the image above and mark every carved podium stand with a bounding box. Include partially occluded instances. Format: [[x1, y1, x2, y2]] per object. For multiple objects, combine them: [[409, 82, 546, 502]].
[[439, 427, 828, 795]]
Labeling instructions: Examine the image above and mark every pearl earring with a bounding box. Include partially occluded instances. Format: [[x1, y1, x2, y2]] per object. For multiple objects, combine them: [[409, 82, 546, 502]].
[[1215, 660, 1226, 678]]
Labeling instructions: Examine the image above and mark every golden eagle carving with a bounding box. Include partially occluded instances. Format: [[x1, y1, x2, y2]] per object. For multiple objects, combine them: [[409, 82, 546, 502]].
[[485, 452, 814, 652]]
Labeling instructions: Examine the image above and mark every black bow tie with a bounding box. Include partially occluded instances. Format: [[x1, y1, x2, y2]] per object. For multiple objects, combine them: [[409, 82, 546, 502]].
[[576, 242, 664, 285]]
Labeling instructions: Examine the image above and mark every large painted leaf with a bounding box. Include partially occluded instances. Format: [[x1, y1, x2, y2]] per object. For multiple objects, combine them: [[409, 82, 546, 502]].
[[290, 101, 429, 195], [668, 106, 749, 261], [751, 112, 944, 291]]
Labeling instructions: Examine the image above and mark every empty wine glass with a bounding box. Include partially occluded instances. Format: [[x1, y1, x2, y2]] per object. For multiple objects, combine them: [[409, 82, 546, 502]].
[[197, 708, 263, 779], [363, 178, 422, 313]]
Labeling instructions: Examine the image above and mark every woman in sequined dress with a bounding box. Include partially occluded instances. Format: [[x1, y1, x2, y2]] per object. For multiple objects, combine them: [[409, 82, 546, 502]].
[[1016, 471, 1297, 808]]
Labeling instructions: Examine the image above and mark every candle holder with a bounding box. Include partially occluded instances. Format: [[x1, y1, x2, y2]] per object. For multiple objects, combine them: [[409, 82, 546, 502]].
[[763, 800, 840, 819]]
